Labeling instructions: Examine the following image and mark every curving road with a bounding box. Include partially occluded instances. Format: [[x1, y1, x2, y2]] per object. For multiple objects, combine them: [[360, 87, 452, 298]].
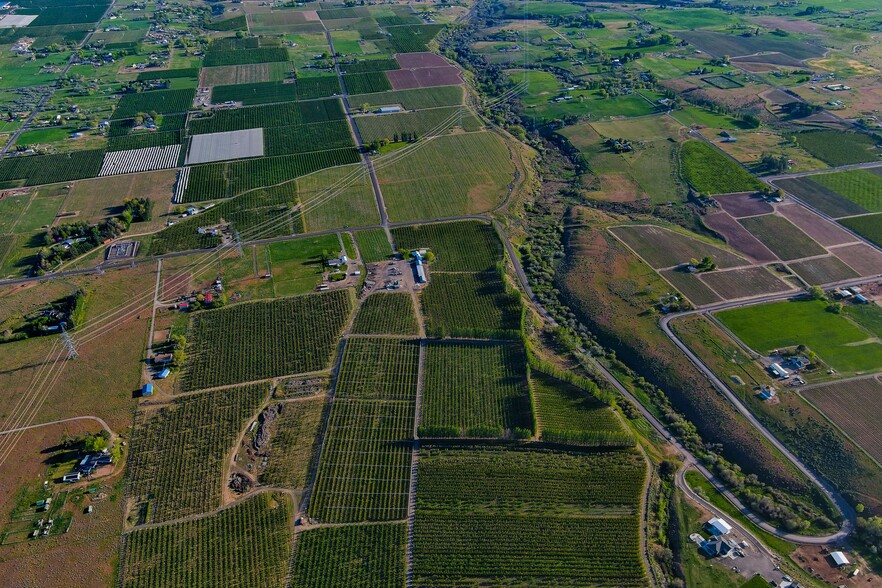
[[659, 301, 857, 542]]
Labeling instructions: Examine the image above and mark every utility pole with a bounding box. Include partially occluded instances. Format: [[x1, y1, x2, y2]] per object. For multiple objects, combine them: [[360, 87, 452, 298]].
[[60, 323, 78, 360]]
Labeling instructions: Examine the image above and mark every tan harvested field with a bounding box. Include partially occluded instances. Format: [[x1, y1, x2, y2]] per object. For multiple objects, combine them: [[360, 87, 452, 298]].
[[703, 211, 778, 263], [831, 243, 882, 277], [609, 225, 746, 270], [699, 266, 793, 299], [803, 377, 882, 465], [199, 62, 293, 86], [60, 170, 176, 233], [0, 266, 154, 432], [713, 130, 828, 173], [777, 203, 858, 247], [387, 67, 463, 90], [716, 192, 773, 217], [788, 255, 860, 285], [751, 16, 823, 34], [0, 421, 122, 588]]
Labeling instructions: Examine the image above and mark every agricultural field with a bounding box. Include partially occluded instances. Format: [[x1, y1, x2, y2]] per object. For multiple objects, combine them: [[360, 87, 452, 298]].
[[793, 131, 881, 167], [188, 98, 346, 135], [111, 89, 196, 119], [182, 291, 354, 390], [121, 491, 292, 588], [392, 221, 503, 272], [376, 132, 515, 221], [294, 163, 381, 232], [335, 337, 420, 401], [355, 106, 482, 143], [531, 371, 625, 437], [738, 215, 827, 261], [350, 86, 465, 110], [717, 299, 882, 374], [355, 228, 393, 263], [421, 270, 522, 339], [788, 256, 860, 285], [803, 377, 882, 465], [290, 523, 406, 588], [125, 384, 269, 523], [413, 445, 647, 587], [660, 269, 723, 306], [680, 140, 764, 195], [259, 397, 326, 489], [809, 169, 882, 213], [309, 394, 415, 522], [421, 341, 532, 437], [609, 225, 745, 269], [352, 292, 419, 336], [773, 178, 868, 219], [839, 214, 882, 248]]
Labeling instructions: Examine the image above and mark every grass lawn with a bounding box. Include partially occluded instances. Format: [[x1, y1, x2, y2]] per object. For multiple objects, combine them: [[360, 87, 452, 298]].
[[674, 489, 743, 588], [680, 140, 763, 195], [267, 233, 340, 296], [810, 169, 882, 213], [670, 106, 745, 131], [14, 127, 74, 147], [717, 299, 882, 373], [376, 132, 514, 222]]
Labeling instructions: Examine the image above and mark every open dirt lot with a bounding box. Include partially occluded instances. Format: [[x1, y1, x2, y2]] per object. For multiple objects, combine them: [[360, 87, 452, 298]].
[[387, 66, 463, 90], [830, 243, 882, 277], [395, 52, 450, 68], [700, 266, 794, 299], [716, 192, 773, 218], [703, 211, 778, 263], [776, 203, 858, 247]]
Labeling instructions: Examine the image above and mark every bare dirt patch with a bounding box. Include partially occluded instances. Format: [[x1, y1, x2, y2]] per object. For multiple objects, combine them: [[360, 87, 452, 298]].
[[830, 243, 882, 277], [387, 66, 463, 90], [791, 544, 882, 588], [716, 192, 774, 217], [395, 52, 450, 68], [752, 17, 823, 34], [777, 203, 857, 247], [699, 266, 793, 299], [703, 211, 778, 263]]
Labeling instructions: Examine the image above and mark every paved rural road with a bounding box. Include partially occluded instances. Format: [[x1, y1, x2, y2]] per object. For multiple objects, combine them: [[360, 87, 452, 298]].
[[659, 297, 860, 542], [0, 415, 112, 437], [766, 160, 882, 181]]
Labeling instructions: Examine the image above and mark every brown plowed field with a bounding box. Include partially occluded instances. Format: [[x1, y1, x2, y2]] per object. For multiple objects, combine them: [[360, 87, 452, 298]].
[[830, 243, 882, 277], [387, 66, 462, 89], [395, 52, 450, 68], [704, 211, 778, 263], [777, 203, 857, 246], [609, 225, 746, 270], [716, 192, 774, 217], [789, 255, 860, 285], [803, 377, 882, 464], [699, 266, 793, 299]]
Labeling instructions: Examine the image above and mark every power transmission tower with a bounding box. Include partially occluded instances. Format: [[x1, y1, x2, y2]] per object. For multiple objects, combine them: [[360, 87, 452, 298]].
[[60, 323, 78, 360]]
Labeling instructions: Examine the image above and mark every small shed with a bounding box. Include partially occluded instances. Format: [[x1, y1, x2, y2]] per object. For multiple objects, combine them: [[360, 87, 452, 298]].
[[705, 517, 733, 536], [830, 551, 850, 567], [156, 368, 171, 379], [769, 363, 789, 379], [142, 383, 154, 397]]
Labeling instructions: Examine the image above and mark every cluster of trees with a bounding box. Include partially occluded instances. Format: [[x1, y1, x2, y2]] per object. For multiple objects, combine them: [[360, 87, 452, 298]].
[[546, 14, 605, 29], [626, 33, 674, 49], [759, 153, 790, 173], [605, 137, 633, 153], [687, 256, 716, 272], [123, 197, 153, 223]]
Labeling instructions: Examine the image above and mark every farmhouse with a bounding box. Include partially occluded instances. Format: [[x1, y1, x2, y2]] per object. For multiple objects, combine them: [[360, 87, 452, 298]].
[[830, 551, 850, 567], [769, 363, 790, 379], [704, 517, 732, 536], [327, 255, 348, 268], [758, 386, 776, 400], [700, 535, 736, 558], [784, 356, 810, 371]]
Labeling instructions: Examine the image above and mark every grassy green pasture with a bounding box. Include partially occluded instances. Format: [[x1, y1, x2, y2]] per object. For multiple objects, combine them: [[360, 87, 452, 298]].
[[266, 234, 340, 296], [717, 299, 882, 373], [809, 169, 882, 212], [355, 107, 482, 143], [795, 131, 880, 167], [376, 132, 513, 222], [641, 8, 741, 30], [296, 165, 381, 231], [680, 140, 763, 194], [671, 106, 747, 130]]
